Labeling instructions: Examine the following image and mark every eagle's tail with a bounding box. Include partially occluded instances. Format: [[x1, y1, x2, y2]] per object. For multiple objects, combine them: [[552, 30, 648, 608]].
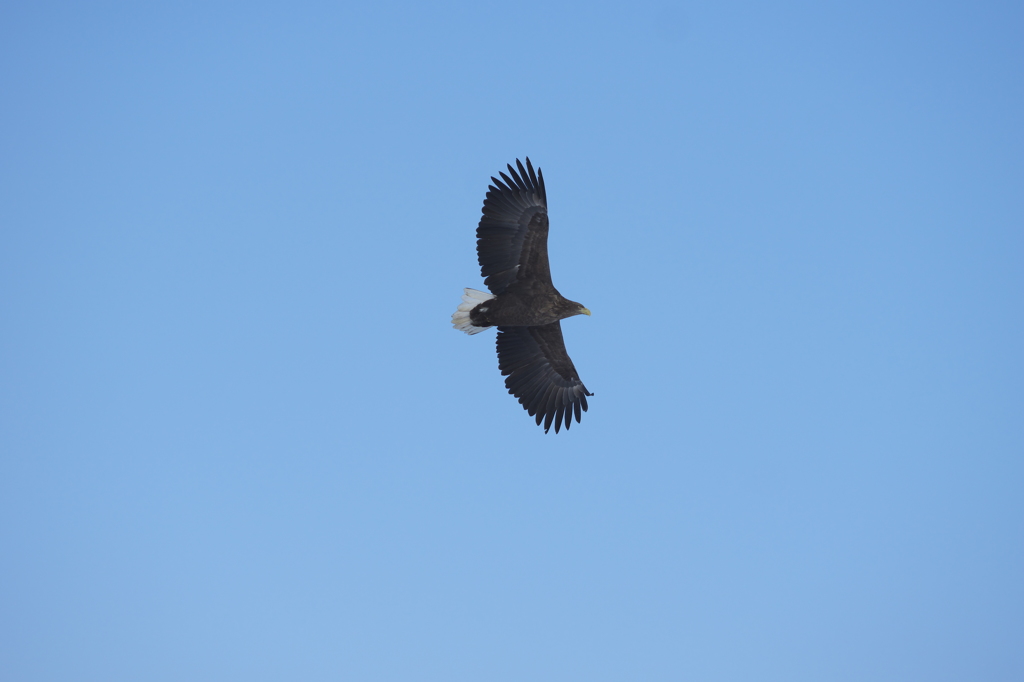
[[452, 288, 495, 335]]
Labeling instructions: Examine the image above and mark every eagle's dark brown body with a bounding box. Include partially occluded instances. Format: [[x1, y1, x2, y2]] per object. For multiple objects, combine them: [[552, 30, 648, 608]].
[[451, 158, 593, 433], [469, 287, 587, 328]]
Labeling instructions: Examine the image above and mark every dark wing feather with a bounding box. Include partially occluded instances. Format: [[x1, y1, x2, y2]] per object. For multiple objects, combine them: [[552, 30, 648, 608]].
[[476, 158, 551, 294], [496, 322, 592, 433]]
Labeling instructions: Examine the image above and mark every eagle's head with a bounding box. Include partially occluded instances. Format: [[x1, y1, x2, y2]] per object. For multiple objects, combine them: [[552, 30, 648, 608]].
[[559, 299, 591, 319]]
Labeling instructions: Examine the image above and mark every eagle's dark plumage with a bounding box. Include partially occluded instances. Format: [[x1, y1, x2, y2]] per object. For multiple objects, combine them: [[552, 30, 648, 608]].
[[452, 158, 592, 433]]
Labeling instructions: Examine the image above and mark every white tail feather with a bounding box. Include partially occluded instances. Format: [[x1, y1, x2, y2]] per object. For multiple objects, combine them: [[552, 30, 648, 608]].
[[464, 289, 491, 301], [452, 288, 495, 335]]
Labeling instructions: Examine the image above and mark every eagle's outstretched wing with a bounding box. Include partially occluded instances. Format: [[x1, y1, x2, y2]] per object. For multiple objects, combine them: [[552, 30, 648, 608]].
[[496, 322, 592, 433], [476, 158, 551, 295]]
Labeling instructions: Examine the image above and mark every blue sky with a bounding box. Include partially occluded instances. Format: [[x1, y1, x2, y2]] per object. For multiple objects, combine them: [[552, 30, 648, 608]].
[[2, 2, 1022, 680]]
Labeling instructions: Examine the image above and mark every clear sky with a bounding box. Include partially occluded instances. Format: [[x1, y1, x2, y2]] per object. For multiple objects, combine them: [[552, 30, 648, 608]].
[[2, 2, 1022, 680]]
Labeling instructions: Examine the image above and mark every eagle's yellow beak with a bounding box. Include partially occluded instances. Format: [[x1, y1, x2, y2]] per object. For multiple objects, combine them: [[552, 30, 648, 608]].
[[581, 307, 591, 316]]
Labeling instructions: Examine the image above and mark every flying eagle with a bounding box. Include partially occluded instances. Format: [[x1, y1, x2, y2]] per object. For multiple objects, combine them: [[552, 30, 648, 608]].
[[452, 158, 592, 433]]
